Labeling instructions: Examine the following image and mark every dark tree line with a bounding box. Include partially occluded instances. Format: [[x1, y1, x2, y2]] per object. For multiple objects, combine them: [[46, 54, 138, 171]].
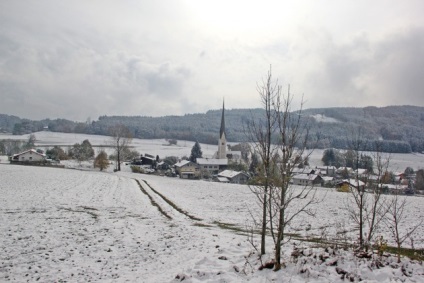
[[2, 105, 424, 153]]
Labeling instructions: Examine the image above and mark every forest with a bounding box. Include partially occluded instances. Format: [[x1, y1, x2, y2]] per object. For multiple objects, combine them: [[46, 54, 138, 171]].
[[1, 105, 423, 153]]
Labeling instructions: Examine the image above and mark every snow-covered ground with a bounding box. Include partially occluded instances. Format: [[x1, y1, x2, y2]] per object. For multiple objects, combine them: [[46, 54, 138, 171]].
[[1, 164, 423, 282]]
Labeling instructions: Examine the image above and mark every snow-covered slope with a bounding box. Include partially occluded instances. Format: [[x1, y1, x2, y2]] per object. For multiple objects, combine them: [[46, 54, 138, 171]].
[[1, 164, 423, 282]]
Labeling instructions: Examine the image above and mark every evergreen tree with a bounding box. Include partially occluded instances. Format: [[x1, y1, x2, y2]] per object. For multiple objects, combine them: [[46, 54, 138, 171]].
[[189, 141, 202, 163]]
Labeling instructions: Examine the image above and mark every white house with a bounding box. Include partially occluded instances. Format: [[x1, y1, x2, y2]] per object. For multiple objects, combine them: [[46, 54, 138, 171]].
[[291, 173, 323, 186], [216, 170, 249, 184], [11, 149, 46, 163], [196, 158, 227, 175], [174, 160, 200, 179]]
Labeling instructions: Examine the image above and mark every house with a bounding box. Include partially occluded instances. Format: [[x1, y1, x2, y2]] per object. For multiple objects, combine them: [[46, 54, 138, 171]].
[[321, 176, 334, 186], [315, 166, 336, 176], [354, 168, 368, 178], [196, 158, 227, 175], [216, 170, 249, 184], [291, 173, 323, 186], [141, 154, 156, 167], [11, 149, 46, 163], [174, 160, 200, 179]]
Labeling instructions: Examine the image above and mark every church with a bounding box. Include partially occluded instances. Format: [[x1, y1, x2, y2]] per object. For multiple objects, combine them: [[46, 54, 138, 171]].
[[196, 101, 240, 175]]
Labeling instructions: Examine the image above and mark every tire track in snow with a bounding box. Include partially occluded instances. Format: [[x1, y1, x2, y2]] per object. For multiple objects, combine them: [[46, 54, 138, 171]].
[[141, 179, 203, 221], [133, 179, 172, 220]]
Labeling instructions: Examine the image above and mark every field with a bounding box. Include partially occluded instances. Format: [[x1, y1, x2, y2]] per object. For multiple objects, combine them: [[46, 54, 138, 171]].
[[1, 163, 424, 282], [1, 132, 424, 282]]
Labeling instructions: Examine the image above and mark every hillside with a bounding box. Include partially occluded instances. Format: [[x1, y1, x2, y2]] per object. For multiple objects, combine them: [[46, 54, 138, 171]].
[[1, 105, 424, 153]]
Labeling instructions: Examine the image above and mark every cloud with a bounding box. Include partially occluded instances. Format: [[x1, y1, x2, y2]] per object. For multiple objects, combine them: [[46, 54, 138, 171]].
[[0, 1, 424, 121]]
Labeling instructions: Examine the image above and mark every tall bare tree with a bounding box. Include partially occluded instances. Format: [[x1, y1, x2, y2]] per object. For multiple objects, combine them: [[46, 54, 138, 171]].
[[345, 127, 368, 249], [246, 67, 279, 256], [271, 87, 317, 270], [364, 141, 391, 246], [346, 133, 391, 251], [109, 124, 132, 171]]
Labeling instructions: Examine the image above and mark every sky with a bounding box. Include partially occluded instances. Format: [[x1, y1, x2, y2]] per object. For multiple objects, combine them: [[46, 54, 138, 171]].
[[1, 0, 423, 121]]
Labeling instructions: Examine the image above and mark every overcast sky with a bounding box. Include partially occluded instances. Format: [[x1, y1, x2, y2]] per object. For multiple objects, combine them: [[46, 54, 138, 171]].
[[1, 1, 423, 121]]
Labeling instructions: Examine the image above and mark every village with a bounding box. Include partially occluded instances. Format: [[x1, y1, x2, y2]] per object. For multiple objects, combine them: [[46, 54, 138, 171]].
[[5, 103, 423, 196]]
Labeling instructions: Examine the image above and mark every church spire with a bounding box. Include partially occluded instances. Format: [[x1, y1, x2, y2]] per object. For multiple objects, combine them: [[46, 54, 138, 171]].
[[217, 99, 227, 159], [220, 100, 225, 138]]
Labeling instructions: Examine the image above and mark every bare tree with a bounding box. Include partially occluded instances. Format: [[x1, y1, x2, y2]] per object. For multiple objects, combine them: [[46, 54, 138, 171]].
[[271, 87, 317, 271], [346, 134, 392, 251], [246, 67, 279, 256], [109, 124, 132, 171], [384, 192, 423, 263], [345, 127, 368, 249], [364, 141, 391, 246]]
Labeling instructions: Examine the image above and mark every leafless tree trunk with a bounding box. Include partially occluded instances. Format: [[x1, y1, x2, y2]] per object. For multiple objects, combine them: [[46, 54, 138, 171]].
[[109, 124, 132, 171], [246, 67, 279, 256]]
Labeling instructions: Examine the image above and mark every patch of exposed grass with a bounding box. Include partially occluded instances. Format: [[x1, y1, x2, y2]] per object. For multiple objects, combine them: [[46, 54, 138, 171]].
[[385, 246, 424, 261], [212, 221, 251, 235]]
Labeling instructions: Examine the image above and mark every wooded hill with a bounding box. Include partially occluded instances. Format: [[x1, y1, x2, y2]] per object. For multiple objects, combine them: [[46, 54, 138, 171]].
[[1, 105, 423, 153]]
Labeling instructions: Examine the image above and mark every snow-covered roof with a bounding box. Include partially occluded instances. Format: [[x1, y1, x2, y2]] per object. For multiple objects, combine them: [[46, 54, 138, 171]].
[[13, 149, 46, 157], [292, 167, 318, 175], [355, 168, 368, 175], [218, 170, 247, 179], [174, 160, 192, 167], [196, 158, 228, 166], [315, 166, 336, 170], [292, 173, 321, 181]]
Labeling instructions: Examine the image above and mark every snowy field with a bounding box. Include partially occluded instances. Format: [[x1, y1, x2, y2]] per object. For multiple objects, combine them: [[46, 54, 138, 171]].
[[1, 164, 424, 282]]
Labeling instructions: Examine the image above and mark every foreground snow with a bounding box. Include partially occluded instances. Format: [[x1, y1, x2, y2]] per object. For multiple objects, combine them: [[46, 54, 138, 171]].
[[1, 165, 423, 282]]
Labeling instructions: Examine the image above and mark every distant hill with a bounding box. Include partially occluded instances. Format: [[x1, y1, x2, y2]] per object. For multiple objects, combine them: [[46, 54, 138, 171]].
[[1, 105, 424, 153]]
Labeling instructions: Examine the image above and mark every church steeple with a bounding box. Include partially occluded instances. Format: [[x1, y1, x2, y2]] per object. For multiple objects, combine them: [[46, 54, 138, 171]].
[[217, 100, 227, 159], [220, 100, 225, 138]]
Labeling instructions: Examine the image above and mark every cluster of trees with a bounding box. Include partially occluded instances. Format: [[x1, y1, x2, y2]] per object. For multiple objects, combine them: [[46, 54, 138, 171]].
[[321, 148, 373, 172], [245, 69, 423, 269], [3, 105, 423, 153]]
